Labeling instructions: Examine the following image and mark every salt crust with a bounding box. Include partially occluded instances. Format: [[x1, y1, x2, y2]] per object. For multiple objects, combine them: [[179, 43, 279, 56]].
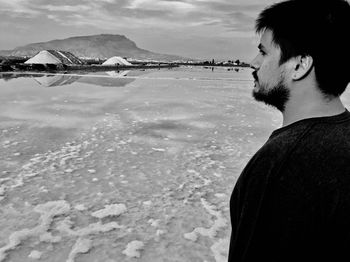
[[2, 142, 85, 198], [183, 198, 227, 241], [74, 204, 87, 211], [0, 185, 5, 196], [148, 219, 160, 227], [56, 218, 124, 236], [214, 193, 226, 198], [56, 218, 123, 262], [0, 200, 125, 262], [0, 200, 70, 262], [28, 250, 42, 260], [210, 238, 230, 262], [91, 204, 127, 219], [122, 240, 144, 258], [151, 147, 166, 152], [143, 200, 152, 207], [39, 232, 62, 243], [66, 238, 92, 262], [183, 198, 228, 262]]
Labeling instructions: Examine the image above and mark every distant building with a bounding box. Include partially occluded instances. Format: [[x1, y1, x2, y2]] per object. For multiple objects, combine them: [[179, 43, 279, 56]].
[[102, 56, 132, 66], [24, 50, 84, 65]]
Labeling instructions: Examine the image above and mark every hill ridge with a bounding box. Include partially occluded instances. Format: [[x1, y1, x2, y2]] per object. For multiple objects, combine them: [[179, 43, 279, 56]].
[[0, 34, 187, 62]]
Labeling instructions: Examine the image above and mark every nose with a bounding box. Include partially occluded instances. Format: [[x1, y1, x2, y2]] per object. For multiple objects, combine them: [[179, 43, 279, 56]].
[[250, 55, 259, 70]]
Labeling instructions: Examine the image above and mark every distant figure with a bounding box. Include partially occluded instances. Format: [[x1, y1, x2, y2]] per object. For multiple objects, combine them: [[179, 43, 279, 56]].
[[229, 0, 350, 261]]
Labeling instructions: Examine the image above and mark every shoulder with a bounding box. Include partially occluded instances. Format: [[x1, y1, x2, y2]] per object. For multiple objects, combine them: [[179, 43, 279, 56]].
[[290, 118, 350, 163], [236, 114, 350, 191], [236, 126, 306, 188], [268, 112, 350, 167], [249, 120, 314, 165], [290, 111, 350, 155], [278, 118, 350, 196]]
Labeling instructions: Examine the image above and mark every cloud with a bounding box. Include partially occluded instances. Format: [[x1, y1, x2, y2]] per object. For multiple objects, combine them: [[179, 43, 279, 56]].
[[0, 0, 41, 17], [35, 0, 191, 30], [40, 4, 92, 12], [181, 2, 265, 30], [0, 0, 270, 34], [0, 0, 278, 58], [127, 0, 196, 12], [222, 11, 256, 32]]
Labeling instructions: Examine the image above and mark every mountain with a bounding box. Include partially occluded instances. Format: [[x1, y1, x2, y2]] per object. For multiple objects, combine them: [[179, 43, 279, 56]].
[[0, 34, 187, 62]]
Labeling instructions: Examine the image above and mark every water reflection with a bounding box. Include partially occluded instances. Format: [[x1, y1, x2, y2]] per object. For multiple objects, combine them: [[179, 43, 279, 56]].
[[105, 70, 130, 77], [0, 70, 150, 136], [0, 70, 145, 88], [77, 71, 135, 87], [33, 75, 81, 87]]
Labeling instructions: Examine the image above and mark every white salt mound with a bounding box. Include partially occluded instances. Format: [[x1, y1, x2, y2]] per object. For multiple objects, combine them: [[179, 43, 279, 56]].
[[91, 204, 127, 219], [122, 240, 144, 258]]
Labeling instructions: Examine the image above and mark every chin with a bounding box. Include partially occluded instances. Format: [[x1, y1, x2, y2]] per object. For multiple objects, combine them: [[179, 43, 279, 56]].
[[252, 83, 290, 112]]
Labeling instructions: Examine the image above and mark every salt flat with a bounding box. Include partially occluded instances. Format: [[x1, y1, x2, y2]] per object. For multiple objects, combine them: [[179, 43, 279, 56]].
[[0, 67, 349, 262]]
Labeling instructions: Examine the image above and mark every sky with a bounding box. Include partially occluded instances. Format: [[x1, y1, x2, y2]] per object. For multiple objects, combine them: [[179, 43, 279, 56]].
[[0, 0, 278, 61]]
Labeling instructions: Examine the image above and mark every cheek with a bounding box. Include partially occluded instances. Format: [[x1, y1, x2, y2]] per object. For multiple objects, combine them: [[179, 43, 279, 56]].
[[258, 64, 272, 80], [259, 61, 279, 79]]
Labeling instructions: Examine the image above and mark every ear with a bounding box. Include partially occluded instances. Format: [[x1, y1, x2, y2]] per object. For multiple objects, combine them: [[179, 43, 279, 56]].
[[291, 55, 313, 80]]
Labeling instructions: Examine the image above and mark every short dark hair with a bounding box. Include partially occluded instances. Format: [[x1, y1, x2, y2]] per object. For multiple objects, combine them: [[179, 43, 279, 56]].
[[255, 0, 350, 97]]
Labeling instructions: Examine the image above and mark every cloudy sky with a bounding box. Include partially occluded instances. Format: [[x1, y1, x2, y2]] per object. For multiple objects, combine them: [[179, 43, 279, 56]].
[[0, 0, 277, 60]]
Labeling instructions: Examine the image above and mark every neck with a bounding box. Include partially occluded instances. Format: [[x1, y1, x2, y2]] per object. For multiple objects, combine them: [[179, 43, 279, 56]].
[[282, 96, 345, 127]]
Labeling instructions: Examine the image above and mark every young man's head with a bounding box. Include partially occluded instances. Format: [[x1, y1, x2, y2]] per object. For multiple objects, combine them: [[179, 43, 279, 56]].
[[250, 0, 350, 111]]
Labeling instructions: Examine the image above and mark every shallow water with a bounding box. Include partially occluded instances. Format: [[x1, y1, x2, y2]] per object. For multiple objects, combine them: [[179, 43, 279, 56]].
[[0, 67, 349, 262]]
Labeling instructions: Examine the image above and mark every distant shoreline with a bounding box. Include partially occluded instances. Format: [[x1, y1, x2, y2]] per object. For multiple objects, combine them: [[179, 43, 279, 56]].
[[0, 62, 250, 73], [0, 63, 179, 73]]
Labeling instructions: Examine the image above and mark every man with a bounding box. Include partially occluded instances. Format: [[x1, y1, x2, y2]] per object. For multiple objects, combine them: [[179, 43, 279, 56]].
[[229, 0, 350, 261]]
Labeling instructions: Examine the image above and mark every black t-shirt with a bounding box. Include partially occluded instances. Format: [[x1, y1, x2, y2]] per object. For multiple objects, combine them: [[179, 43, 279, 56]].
[[229, 110, 350, 262]]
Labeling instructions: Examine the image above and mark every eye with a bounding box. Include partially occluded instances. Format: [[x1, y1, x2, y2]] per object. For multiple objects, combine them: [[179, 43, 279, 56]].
[[259, 49, 266, 56]]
